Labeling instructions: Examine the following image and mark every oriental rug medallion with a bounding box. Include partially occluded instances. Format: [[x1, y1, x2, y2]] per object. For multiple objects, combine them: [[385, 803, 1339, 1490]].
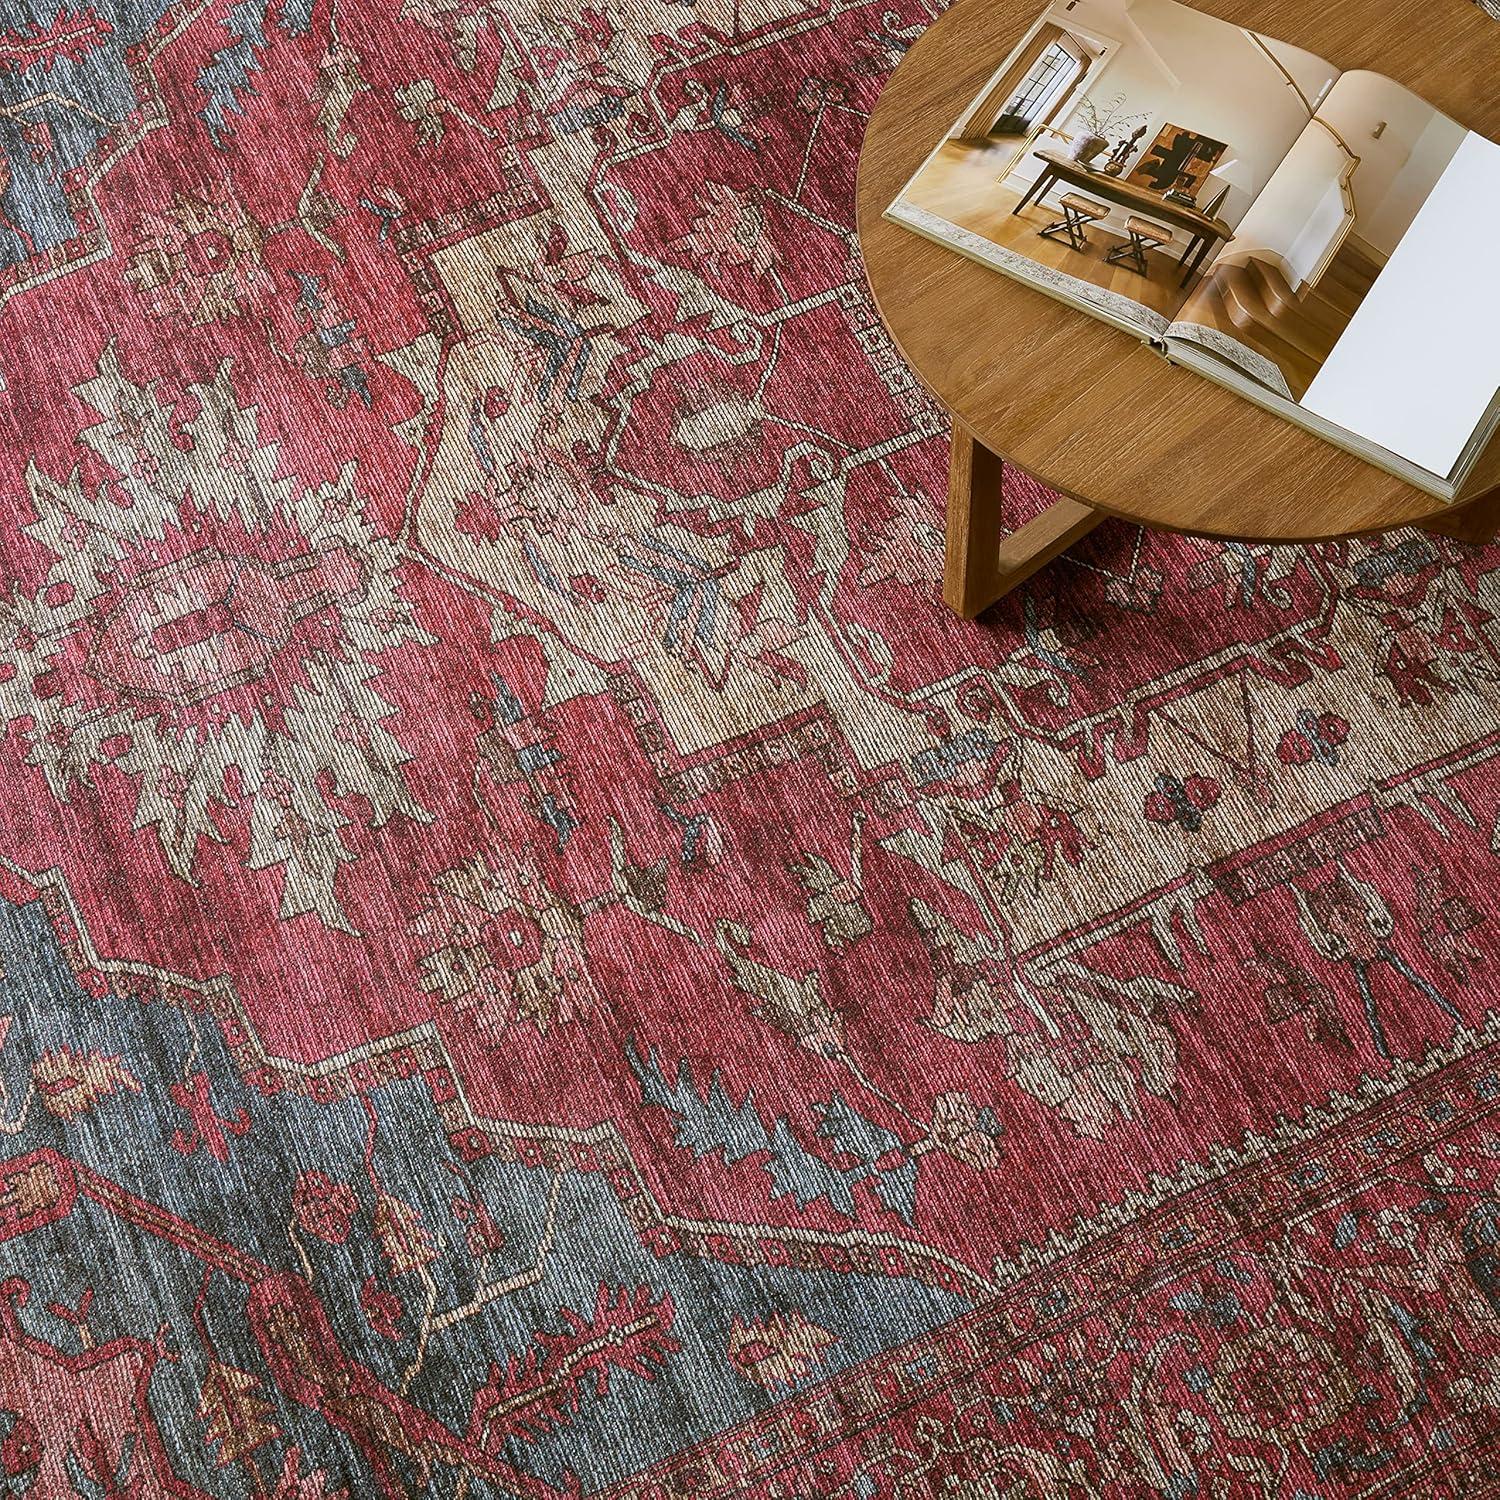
[[1, 0, 1500, 1495]]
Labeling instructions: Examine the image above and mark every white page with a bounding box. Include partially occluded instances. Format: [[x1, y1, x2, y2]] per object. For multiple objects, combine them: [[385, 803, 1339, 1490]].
[[1301, 131, 1500, 479]]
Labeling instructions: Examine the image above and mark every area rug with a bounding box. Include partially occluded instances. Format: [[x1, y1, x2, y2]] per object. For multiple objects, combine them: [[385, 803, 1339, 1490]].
[[2, 0, 1500, 1496]]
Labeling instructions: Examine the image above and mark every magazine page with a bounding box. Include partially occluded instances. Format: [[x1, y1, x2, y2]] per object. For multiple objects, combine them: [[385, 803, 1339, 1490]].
[[1168, 72, 1500, 482], [1169, 73, 1471, 400], [885, 0, 1340, 337]]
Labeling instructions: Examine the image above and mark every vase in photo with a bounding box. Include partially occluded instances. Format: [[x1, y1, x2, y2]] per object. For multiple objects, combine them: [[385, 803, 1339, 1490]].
[[1069, 131, 1108, 164]]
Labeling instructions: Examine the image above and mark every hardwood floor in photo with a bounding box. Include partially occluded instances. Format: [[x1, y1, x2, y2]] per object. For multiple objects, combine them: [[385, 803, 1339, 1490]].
[[900, 138, 1187, 318]]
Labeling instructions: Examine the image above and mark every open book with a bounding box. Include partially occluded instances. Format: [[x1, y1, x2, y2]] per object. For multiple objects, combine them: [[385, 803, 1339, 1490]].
[[886, 0, 1500, 499]]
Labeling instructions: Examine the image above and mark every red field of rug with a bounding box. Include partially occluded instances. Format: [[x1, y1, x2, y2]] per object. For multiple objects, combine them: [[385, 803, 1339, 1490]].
[[1, 0, 1500, 1494]]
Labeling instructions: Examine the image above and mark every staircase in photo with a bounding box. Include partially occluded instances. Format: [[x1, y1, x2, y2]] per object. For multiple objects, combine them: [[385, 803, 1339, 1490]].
[[1190, 242, 1382, 398]]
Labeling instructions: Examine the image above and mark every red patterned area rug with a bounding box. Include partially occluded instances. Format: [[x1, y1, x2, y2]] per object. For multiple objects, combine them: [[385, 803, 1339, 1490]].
[[2, 0, 1500, 1495]]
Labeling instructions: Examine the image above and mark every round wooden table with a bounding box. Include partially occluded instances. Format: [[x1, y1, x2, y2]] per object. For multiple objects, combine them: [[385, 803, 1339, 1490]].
[[856, 0, 1500, 617]]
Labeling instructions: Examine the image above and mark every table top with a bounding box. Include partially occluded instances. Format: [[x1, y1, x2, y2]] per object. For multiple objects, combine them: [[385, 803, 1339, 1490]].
[[856, 0, 1500, 540], [1032, 150, 1233, 240]]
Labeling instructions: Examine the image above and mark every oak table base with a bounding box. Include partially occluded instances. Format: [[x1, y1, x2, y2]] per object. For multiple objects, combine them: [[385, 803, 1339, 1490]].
[[944, 425, 1104, 617], [946, 421, 1500, 620]]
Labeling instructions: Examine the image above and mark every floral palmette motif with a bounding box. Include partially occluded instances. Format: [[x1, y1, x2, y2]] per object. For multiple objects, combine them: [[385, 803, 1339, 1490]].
[[372, 1192, 439, 1276], [674, 181, 779, 278], [291, 1170, 359, 1245], [197, 1362, 280, 1468], [413, 848, 603, 1040], [911, 899, 1193, 1137], [787, 816, 870, 950], [858, 480, 945, 592], [925, 1091, 1004, 1171], [0, 347, 434, 928]]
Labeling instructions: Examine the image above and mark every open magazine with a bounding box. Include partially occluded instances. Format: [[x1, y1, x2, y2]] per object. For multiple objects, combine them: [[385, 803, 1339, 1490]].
[[886, 0, 1500, 498]]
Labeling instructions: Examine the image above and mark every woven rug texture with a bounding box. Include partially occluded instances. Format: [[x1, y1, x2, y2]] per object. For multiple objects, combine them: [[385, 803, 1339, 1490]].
[[2, 0, 1500, 1494]]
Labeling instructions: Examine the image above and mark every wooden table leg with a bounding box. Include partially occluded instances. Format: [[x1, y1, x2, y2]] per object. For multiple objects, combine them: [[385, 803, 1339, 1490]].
[[1012, 168, 1055, 215], [944, 424, 1104, 618], [1178, 233, 1219, 288], [1420, 482, 1500, 546]]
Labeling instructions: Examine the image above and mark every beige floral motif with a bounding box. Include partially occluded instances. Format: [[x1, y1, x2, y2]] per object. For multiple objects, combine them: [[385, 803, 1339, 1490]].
[[715, 919, 845, 1058], [910, 899, 1012, 1046], [413, 849, 603, 1042], [124, 190, 271, 325], [671, 381, 766, 471], [788, 847, 871, 950], [925, 1092, 1004, 1171], [1026, 1347, 1113, 1440], [674, 182, 780, 279], [314, 42, 370, 158], [373, 1192, 439, 1276], [32, 1046, 142, 1120], [727, 1309, 836, 1389], [894, 1409, 1087, 1498], [198, 1362, 280, 1467]]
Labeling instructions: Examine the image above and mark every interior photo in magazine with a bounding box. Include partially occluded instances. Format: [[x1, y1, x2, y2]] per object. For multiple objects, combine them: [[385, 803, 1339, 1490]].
[[892, 0, 1340, 328]]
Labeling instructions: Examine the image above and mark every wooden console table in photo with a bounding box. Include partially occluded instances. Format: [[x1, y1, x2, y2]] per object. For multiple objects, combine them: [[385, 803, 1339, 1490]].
[[1014, 149, 1233, 287], [856, 0, 1500, 618]]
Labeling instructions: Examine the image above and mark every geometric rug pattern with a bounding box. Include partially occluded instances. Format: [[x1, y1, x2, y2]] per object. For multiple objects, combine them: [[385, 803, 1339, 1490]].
[[3, 0, 1500, 1492]]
